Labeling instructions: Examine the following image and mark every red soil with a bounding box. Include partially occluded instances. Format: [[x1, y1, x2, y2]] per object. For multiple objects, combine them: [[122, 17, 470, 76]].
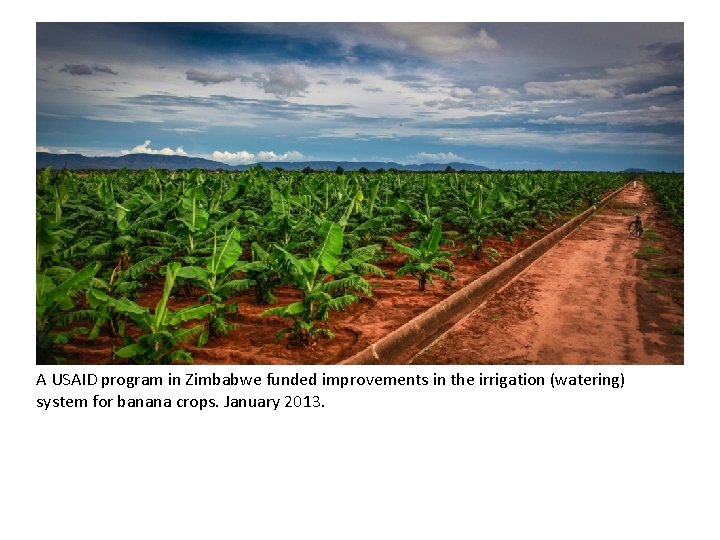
[[412, 182, 684, 364]]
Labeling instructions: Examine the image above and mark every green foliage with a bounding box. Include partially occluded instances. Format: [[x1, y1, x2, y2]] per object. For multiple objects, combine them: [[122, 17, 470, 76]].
[[645, 265, 683, 279], [635, 246, 662, 259], [485, 247, 501, 263], [447, 183, 499, 260], [98, 263, 214, 364], [36, 166, 632, 358], [86, 254, 163, 338], [166, 181, 210, 255], [36, 214, 61, 267], [333, 244, 386, 280], [36, 262, 101, 364], [260, 221, 371, 346], [240, 243, 285, 305], [176, 228, 252, 341], [392, 222, 455, 291], [645, 174, 684, 231]]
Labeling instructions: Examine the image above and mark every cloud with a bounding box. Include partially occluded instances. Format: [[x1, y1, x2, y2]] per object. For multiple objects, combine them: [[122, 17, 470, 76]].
[[449, 86, 514, 100], [423, 86, 520, 112], [526, 106, 683, 126], [186, 69, 239, 85], [59, 63, 118, 75], [407, 151, 470, 164], [644, 42, 683, 62], [604, 62, 668, 79], [257, 150, 304, 161], [121, 140, 187, 156], [257, 65, 309, 97], [92, 64, 118, 75], [379, 23, 498, 56], [523, 59, 681, 104], [387, 74, 426, 82], [450, 87, 474, 98], [525, 79, 618, 99], [59, 64, 93, 75], [314, 121, 681, 154], [437, 127, 682, 151], [625, 85, 683, 99], [478, 86, 513, 97], [363, 87, 383, 93], [211, 149, 305, 164], [160, 127, 207, 133], [118, 92, 353, 124], [36, 146, 51, 153], [344, 77, 362, 84]]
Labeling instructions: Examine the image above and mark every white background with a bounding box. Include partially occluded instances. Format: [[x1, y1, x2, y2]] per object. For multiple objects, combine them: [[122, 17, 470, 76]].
[[3, 3, 717, 539]]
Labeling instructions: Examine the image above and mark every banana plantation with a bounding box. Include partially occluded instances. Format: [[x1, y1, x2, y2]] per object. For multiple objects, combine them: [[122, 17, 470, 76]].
[[644, 174, 684, 231], [36, 166, 630, 364]]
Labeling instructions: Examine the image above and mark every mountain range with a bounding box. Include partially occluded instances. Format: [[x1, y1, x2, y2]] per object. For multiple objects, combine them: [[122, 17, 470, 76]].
[[36, 152, 491, 172]]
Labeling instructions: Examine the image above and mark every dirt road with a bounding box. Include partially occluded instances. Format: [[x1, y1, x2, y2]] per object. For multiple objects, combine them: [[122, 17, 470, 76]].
[[412, 182, 684, 364]]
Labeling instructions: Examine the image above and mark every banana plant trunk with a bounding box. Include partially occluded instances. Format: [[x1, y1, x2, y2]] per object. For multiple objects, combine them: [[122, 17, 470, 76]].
[[474, 241, 483, 261]]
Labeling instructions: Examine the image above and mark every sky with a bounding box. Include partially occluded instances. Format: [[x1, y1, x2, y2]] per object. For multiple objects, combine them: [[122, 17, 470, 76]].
[[36, 22, 684, 171]]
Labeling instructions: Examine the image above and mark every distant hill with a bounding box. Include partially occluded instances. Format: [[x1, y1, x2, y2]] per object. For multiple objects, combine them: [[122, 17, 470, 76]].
[[36, 152, 227, 171], [623, 168, 649, 173], [36, 152, 491, 172]]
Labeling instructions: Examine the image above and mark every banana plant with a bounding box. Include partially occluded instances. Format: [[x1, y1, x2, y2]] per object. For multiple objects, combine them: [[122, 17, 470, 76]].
[[260, 221, 371, 346], [447, 183, 499, 260], [363, 178, 381, 219], [343, 214, 400, 248], [266, 183, 298, 247], [36, 262, 101, 364], [516, 175, 560, 227], [331, 188, 364, 227], [392, 221, 455, 291], [165, 184, 209, 258], [82, 187, 158, 271], [240, 242, 286, 305], [37, 167, 71, 223], [36, 214, 61, 268], [103, 262, 215, 364], [85, 254, 163, 338], [394, 197, 444, 243], [421, 174, 441, 224], [333, 244, 386, 280], [175, 228, 252, 342], [495, 185, 531, 240]]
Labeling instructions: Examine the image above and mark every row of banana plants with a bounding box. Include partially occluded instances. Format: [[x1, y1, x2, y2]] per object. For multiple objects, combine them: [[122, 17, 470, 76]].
[[36, 166, 630, 363], [644, 174, 684, 231]]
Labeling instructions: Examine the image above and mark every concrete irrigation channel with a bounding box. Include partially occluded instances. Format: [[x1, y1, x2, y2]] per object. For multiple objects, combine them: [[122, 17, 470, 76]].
[[339, 183, 628, 365]]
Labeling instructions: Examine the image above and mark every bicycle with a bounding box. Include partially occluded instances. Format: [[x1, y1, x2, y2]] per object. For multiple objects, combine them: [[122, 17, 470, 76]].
[[628, 214, 643, 237]]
